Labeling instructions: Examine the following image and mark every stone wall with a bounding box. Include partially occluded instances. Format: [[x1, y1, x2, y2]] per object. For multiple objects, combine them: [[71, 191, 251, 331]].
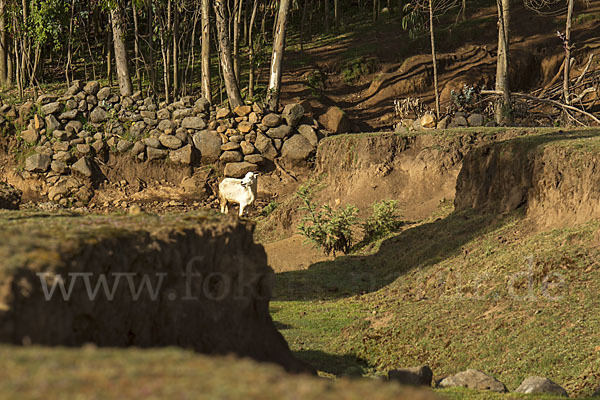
[[11, 80, 326, 206]]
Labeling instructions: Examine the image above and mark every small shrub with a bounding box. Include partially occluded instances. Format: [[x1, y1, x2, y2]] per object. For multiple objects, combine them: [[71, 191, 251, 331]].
[[394, 97, 428, 120], [363, 200, 403, 242], [450, 84, 480, 113], [261, 200, 279, 217], [297, 186, 358, 256]]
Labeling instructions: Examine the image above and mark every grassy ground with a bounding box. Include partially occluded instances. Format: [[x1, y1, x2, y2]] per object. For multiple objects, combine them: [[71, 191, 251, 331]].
[[271, 200, 600, 398]]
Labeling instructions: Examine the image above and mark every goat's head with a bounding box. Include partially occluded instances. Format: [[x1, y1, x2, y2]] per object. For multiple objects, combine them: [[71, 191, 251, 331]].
[[241, 171, 258, 187]]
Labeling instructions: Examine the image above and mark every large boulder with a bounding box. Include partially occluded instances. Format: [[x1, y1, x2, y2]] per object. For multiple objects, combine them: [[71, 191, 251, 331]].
[[181, 117, 207, 130], [25, 154, 51, 173], [255, 133, 277, 160], [318, 106, 351, 134], [0, 182, 22, 210], [224, 161, 258, 178], [192, 130, 222, 162], [297, 124, 319, 147], [438, 369, 507, 393], [515, 377, 568, 397], [41, 102, 63, 116], [71, 157, 93, 178], [83, 81, 100, 95], [220, 151, 244, 163], [262, 113, 281, 128], [282, 103, 304, 128], [159, 134, 183, 150], [169, 144, 196, 165], [281, 134, 314, 163], [89, 107, 108, 123]]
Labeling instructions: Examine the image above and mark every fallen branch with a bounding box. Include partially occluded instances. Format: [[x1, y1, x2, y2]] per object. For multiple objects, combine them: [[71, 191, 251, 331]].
[[575, 54, 594, 86], [481, 90, 600, 124]]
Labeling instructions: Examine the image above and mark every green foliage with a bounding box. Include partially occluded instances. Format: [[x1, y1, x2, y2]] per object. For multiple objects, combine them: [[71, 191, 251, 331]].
[[450, 85, 480, 113], [305, 70, 325, 98], [260, 201, 279, 217], [28, 0, 70, 50], [362, 200, 403, 242], [341, 57, 378, 84], [296, 185, 358, 256]]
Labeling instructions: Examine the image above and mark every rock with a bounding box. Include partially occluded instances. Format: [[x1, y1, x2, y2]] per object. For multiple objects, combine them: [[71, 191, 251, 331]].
[[234, 105, 252, 117], [244, 154, 264, 164], [169, 144, 196, 165], [131, 141, 145, 156], [221, 142, 241, 151], [19, 101, 35, 121], [65, 120, 83, 135], [240, 141, 256, 155], [21, 129, 40, 144], [255, 133, 277, 160], [140, 111, 156, 119], [50, 160, 67, 174], [172, 108, 193, 120], [72, 157, 93, 177], [449, 115, 468, 128], [420, 113, 436, 129], [282, 103, 305, 127], [216, 107, 232, 119], [41, 102, 63, 115], [144, 137, 162, 149], [130, 121, 146, 138], [48, 183, 69, 202], [181, 116, 207, 130], [273, 138, 283, 151], [159, 134, 183, 150], [37, 94, 58, 105], [266, 125, 294, 139], [76, 144, 91, 155], [157, 109, 171, 120], [65, 80, 83, 96], [388, 366, 433, 387], [158, 120, 174, 132], [281, 134, 314, 163], [229, 135, 244, 143], [192, 130, 222, 162], [59, 109, 78, 120], [319, 106, 351, 134], [53, 141, 70, 152], [147, 147, 169, 161], [194, 97, 210, 113], [53, 151, 74, 164], [224, 161, 258, 178], [438, 369, 507, 393], [117, 140, 134, 153], [90, 107, 108, 123], [92, 140, 105, 154], [83, 81, 100, 95], [262, 113, 281, 127], [97, 87, 111, 101], [515, 377, 568, 397], [25, 154, 51, 173], [468, 113, 484, 127], [45, 115, 61, 132], [220, 151, 243, 163], [437, 115, 450, 129], [53, 130, 70, 141], [0, 182, 22, 210], [237, 121, 254, 133], [297, 124, 319, 147]]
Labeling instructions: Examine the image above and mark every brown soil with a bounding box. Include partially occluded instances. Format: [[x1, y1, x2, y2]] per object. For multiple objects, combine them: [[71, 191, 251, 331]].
[[280, 1, 600, 130]]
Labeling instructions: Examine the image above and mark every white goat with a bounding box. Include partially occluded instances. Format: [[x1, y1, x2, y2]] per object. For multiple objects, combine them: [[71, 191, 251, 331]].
[[218, 172, 258, 217]]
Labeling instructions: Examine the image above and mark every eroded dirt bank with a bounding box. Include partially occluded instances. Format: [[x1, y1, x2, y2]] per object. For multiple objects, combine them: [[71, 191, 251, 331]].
[[455, 129, 600, 228], [0, 210, 312, 374]]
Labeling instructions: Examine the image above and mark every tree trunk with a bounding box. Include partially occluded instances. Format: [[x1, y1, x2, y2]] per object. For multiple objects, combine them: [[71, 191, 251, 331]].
[[173, 0, 179, 97], [324, 0, 330, 31], [265, 0, 291, 111], [233, 0, 242, 82], [111, 4, 133, 96], [0, 0, 7, 85], [563, 0, 574, 105], [334, 0, 339, 26], [248, 0, 259, 99], [428, 0, 440, 120], [214, 0, 244, 108], [132, 0, 142, 93], [201, 0, 212, 103], [494, 0, 511, 125], [65, 0, 76, 86]]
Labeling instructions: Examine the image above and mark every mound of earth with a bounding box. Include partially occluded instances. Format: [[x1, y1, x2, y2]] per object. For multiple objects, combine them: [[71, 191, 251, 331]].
[[0, 210, 312, 374]]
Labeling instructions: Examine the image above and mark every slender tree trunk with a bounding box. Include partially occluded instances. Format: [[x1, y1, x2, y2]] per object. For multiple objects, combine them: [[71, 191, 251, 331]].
[[334, 0, 339, 26], [214, 0, 244, 108], [147, 0, 157, 97], [0, 0, 7, 85], [173, 0, 179, 97], [132, 0, 142, 93], [106, 30, 113, 87], [65, 0, 76, 86], [265, 0, 291, 111], [324, 0, 330, 31], [563, 0, 574, 105], [111, 4, 133, 96], [494, 0, 511, 125], [233, 0, 242, 82], [201, 0, 212, 103], [429, 0, 440, 120], [248, 0, 259, 99]]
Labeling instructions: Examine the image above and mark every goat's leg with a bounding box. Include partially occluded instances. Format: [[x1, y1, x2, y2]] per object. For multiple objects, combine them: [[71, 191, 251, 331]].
[[220, 198, 228, 214], [239, 204, 245, 217]]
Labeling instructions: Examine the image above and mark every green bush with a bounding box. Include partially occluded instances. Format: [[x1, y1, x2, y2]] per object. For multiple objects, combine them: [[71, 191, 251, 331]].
[[363, 200, 403, 242], [297, 186, 358, 256]]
